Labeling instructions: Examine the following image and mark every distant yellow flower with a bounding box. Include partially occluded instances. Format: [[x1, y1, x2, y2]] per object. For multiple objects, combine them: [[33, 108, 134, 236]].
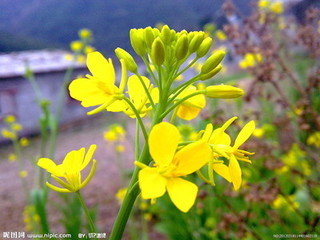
[[175, 85, 206, 121], [1, 129, 16, 140], [202, 117, 255, 190], [79, 29, 92, 39], [104, 124, 126, 142], [115, 188, 127, 203], [8, 153, 17, 162], [143, 213, 152, 221], [11, 123, 23, 131], [239, 53, 263, 69], [70, 41, 83, 52], [19, 170, 28, 178], [84, 46, 95, 54], [37, 145, 97, 192], [273, 195, 299, 210], [115, 145, 125, 153], [258, 0, 269, 8], [307, 132, 320, 148], [270, 2, 284, 14], [20, 137, 30, 147], [136, 122, 211, 212], [253, 128, 265, 138], [69, 52, 127, 115], [64, 54, 74, 61], [4, 115, 16, 123], [215, 30, 227, 41]]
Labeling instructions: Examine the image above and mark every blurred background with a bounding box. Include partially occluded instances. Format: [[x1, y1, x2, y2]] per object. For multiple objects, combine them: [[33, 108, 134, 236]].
[[0, 0, 319, 239]]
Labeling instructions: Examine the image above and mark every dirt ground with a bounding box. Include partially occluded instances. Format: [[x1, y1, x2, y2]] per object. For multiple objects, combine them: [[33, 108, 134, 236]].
[[0, 115, 165, 239]]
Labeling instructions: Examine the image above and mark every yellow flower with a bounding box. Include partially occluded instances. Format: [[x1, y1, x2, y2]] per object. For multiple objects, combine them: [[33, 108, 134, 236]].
[[175, 85, 206, 121], [69, 51, 127, 115], [307, 132, 320, 148], [202, 117, 255, 190], [239, 53, 263, 69], [143, 213, 152, 221], [104, 130, 118, 142], [11, 123, 23, 131], [258, 0, 270, 9], [273, 195, 299, 210], [20, 137, 30, 147], [115, 188, 127, 203], [1, 129, 16, 139], [253, 128, 265, 138], [19, 170, 28, 178], [115, 144, 125, 153], [8, 153, 17, 162], [79, 29, 92, 39], [124, 75, 158, 118], [37, 145, 97, 193], [136, 122, 211, 212], [215, 30, 227, 41], [70, 41, 83, 52], [270, 2, 284, 14], [84, 46, 95, 54], [104, 124, 126, 142], [4, 115, 16, 123]]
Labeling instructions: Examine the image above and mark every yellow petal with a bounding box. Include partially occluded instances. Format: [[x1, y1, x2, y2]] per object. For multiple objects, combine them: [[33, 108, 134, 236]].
[[221, 117, 238, 131], [46, 182, 71, 193], [69, 78, 113, 107], [149, 122, 180, 166], [107, 99, 128, 112], [176, 105, 202, 121], [212, 163, 231, 182], [63, 148, 86, 172], [80, 144, 97, 170], [209, 129, 231, 145], [172, 141, 211, 176], [202, 123, 213, 142], [229, 155, 242, 190], [166, 178, 198, 212], [128, 75, 151, 104], [234, 120, 255, 149], [87, 52, 115, 84], [37, 158, 64, 177], [139, 167, 167, 199]]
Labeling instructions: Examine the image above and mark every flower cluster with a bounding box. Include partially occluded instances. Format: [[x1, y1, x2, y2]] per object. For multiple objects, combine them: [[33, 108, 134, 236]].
[[258, 0, 284, 14], [66, 28, 95, 64], [239, 53, 263, 69]]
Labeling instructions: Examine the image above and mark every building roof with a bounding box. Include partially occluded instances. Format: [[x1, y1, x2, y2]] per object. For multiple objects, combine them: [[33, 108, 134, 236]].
[[0, 50, 85, 79]]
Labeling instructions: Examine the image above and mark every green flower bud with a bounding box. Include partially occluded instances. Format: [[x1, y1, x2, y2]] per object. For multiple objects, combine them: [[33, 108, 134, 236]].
[[130, 29, 146, 56], [189, 32, 205, 53], [201, 50, 226, 74], [197, 37, 213, 58], [175, 34, 189, 60], [115, 47, 138, 73], [160, 25, 172, 43], [205, 85, 244, 98], [144, 27, 155, 48], [199, 64, 222, 80], [188, 32, 196, 42], [151, 37, 165, 65]]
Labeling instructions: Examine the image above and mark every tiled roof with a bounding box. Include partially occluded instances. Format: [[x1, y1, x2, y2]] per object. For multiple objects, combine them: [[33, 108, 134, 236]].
[[0, 50, 85, 78]]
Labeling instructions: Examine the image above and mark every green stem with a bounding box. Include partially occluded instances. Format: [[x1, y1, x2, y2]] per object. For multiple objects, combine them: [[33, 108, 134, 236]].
[[48, 66, 74, 158], [76, 191, 96, 233], [123, 97, 148, 141], [135, 72, 155, 108], [173, 57, 198, 79]]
